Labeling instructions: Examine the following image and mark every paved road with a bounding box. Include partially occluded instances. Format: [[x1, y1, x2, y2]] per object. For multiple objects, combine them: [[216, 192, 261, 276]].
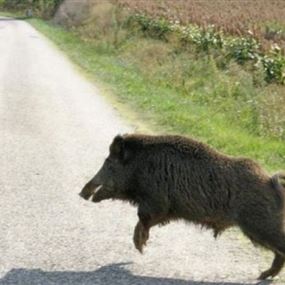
[[0, 17, 283, 285]]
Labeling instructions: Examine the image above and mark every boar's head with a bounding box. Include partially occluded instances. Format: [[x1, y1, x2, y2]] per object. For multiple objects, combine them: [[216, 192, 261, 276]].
[[79, 135, 135, 203]]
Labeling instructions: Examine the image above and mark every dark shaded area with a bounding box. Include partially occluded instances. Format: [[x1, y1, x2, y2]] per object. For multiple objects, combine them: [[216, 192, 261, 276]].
[[0, 263, 272, 285], [1, 0, 63, 18], [0, 16, 31, 21]]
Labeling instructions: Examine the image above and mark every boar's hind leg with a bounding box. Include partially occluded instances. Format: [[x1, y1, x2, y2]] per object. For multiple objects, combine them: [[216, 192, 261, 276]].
[[133, 206, 168, 253], [258, 253, 285, 280], [261, 234, 285, 279], [257, 232, 285, 280], [239, 215, 285, 279]]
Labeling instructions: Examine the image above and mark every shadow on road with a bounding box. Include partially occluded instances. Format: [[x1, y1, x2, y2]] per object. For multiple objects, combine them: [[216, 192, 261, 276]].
[[0, 262, 272, 285]]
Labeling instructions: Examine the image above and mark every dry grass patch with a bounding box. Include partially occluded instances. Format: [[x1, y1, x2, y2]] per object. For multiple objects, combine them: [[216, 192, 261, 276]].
[[117, 0, 285, 52]]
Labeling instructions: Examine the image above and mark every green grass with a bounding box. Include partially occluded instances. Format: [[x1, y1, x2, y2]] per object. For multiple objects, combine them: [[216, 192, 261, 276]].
[[28, 18, 285, 171], [0, 9, 23, 17], [0, 7, 35, 19]]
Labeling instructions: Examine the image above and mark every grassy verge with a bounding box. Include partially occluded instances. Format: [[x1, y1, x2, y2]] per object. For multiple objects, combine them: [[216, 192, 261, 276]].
[[28, 18, 284, 171], [0, 9, 25, 17]]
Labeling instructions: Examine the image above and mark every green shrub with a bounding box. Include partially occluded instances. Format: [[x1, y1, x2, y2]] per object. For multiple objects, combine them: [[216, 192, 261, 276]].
[[262, 47, 285, 84], [127, 13, 285, 85], [224, 37, 260, 64], [174, 24, 224, 51], [129, 14, 171, 40], [2, 0, 63, 18]]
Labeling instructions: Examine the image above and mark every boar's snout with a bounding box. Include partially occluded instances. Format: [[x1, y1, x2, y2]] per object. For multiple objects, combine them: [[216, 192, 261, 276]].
[[79, 166, 109, 201], [91, 185, 110, 203], [79, 180, 100, 200]]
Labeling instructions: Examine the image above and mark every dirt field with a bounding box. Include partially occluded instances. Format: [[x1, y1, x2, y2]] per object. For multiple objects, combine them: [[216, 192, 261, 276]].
[[117, 0, 285, 51]]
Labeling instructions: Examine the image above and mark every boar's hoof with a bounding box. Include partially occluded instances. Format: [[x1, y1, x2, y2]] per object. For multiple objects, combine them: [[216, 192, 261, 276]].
[[133, 222, 149, 254]]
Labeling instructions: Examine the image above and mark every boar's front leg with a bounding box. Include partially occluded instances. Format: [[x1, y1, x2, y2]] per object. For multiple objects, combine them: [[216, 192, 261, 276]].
[[133, 221, 149, 253], [133, 204, 168, 253]]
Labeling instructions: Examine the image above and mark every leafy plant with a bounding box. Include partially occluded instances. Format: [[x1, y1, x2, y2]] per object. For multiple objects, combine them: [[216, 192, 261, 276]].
[[128, 13, 285, 84], [225, 37, 260, 64], [130, 13, 171, 40], [2, 0, 63, 18], [262, 47, 285, 84]]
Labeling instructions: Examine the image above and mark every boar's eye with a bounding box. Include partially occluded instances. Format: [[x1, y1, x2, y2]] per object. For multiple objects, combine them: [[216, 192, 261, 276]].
[[106, 157, 120, 167], [106, 156, 116, 163]]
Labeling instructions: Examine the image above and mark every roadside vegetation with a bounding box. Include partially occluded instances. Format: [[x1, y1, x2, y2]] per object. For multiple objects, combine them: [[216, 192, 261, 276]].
[[1, 0, 284, 171], [0, 0, 62, 18], [117, 0, 285, 52]]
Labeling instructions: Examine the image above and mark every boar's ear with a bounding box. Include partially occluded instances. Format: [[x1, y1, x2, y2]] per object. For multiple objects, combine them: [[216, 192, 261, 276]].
[[110, 135, 133, 163], [110, 135, 124, 156]]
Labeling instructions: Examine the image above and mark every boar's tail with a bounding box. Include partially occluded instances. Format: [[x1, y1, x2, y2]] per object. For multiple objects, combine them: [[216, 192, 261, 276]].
[[271, 172, 285, 191]]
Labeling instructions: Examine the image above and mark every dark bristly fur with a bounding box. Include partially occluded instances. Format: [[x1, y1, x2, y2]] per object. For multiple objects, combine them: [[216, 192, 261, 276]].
[[79, 134, 285, 280]]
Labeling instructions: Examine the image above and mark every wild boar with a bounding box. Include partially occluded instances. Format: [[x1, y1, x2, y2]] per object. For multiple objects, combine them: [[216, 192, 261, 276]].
[[79, 134, 285, 280]]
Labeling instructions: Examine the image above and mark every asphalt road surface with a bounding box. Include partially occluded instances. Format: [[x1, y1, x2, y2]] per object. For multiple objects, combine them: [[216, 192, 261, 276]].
[[0, 17, 284, 285]]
